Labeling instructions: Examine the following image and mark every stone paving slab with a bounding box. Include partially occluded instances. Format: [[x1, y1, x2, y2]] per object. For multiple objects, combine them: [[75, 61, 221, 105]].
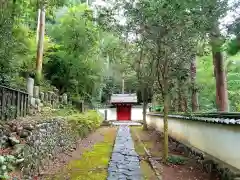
[[107, 125, 142, 180], [111, 121, 142, 126]]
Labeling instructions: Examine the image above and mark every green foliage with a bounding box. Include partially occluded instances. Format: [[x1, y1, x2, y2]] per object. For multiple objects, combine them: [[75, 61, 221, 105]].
[[1, 1, 126, 101], [0, 155, 17, 179], [52, 105, 79, 117], [67, 110, 103, 137], [227, 38, 239, 56], [1, 0, 240, 113], [43, 4, 122, 102], [196, 55, 216, 111], [167, 155, 187, 165], [1, 105, 17, 121], [196, 53, 240, 111], [151, 105, 163, 112], [0, 0, 66, 86], [227, 17, 240, 37]]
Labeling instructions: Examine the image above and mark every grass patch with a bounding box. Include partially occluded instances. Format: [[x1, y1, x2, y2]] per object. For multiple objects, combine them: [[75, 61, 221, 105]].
[[49, 128, 116, 180], [131, 126, 162, 157], [130, 127, 157, 180], [130, 126, 145, 156], [140, 160, 158, 180]]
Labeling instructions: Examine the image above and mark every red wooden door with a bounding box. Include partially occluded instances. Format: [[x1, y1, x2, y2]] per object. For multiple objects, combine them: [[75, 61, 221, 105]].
[[117, 105, 131, 121]]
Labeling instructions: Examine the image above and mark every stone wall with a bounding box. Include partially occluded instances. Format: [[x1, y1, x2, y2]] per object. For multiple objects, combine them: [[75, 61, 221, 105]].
[[23, 118, 77, 178], [0, 117, 77, 179]]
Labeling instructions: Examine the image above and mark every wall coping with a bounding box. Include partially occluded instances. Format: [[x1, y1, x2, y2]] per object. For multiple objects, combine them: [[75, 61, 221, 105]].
[[147, 113, 240, 125]]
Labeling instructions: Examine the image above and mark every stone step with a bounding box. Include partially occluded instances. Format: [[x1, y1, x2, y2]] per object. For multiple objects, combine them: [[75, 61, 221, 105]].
[[111, 121, 142, 126]]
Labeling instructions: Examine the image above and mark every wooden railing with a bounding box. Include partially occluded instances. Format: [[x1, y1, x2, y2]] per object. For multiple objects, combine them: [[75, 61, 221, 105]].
[[0, 85, 28, 120]]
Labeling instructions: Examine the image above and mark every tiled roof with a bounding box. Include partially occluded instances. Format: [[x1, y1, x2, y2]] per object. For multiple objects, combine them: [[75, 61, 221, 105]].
[[148, 113, 240, 125], [110, 93, 138, 103]]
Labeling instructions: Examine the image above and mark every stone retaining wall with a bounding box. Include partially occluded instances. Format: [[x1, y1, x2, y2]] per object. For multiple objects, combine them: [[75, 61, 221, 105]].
[[0, 117, 77, 179], [22, 118, 77, 178]]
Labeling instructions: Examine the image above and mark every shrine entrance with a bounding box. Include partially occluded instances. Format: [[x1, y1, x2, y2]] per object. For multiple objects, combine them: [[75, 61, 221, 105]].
[[117, 104, 131, 121]]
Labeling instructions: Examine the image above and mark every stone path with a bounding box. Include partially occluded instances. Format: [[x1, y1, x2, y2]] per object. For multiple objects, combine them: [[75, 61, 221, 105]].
[[107, 125, 142, 180], [111, 121, 142, 126]]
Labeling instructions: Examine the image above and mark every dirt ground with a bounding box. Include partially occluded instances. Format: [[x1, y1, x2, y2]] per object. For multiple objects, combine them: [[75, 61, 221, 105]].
[[131, 127, 220, 180]]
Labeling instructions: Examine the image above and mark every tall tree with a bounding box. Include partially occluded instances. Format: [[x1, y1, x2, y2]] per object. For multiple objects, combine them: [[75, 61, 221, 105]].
[[119, 0, 207, 162], [211, 24, 229, 111], [191, 55, 199, 112], [132, 42, 155, 130], [35, 6, 45, 85], [201, 0, 231, 111]]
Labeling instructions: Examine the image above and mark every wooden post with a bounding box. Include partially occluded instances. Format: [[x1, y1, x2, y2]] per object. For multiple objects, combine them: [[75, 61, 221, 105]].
[[20, 94, 23, 117], [26, 94, 29, 115], [122, 73, 125, 94], [35, 7, 45, 84], [15, 91, 20, 118], [104, 109, 107, 121], [11, 91, 15, 119], [22, 94, 25, 116], [1, 88, 5, 120], [23, 94, 27, 116]]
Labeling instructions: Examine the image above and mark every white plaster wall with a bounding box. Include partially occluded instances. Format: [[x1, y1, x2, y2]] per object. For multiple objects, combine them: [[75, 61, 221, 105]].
[[131, 107, 149, 121], [98, 108, 117, 120], [98, 107, 148, 121], [146, 114, 240, 170]]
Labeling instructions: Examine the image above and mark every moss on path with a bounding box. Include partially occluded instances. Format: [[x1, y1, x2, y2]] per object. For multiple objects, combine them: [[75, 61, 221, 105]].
[[130, 126, 158, 180], [47, 128, 116, 180]]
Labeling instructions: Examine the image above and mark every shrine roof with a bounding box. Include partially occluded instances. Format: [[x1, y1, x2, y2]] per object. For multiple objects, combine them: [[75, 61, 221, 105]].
[[110, 93, 138, 103]]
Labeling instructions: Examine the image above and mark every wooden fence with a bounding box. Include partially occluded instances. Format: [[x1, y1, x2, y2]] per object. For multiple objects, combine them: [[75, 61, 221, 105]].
[[0, 85, 28, 120]]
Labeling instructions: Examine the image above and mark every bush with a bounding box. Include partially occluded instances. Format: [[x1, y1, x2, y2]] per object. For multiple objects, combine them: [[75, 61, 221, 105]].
[[52, 105, 79, 117], [0, 155, 17, 179], [167, 155, 187, 165], [67, 110, 103, 137], [151, 105, 163, 112]]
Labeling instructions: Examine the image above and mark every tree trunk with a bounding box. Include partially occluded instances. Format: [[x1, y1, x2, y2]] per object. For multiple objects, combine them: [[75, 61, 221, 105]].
[[211, 27, 228, 112], [178, 86, 182, 112], [178, 88, 185, 112], [183, 95, 188, 112], [174, 97, 178, 112], [212, 51, 228, 111], [36, 7, 45, 85], [190, 56, 199, 112], [11, 0, 16, 28], [36, 9, 41, 43], [169, 93, 174, 112], [142, 87, 148, 130], [162, 93, 169, 163]]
